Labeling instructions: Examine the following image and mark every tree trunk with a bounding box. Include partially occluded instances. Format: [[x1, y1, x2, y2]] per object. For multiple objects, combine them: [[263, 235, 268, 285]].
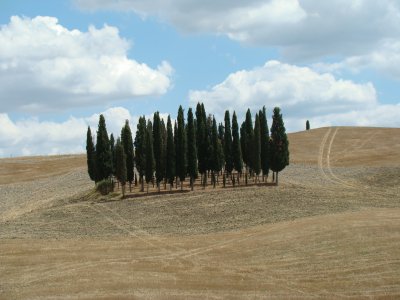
[[272, 172, 275, 183], [147, 182, 149, 193], [122, 184, 125, 198], [190, 177, 194, 191], [223, 173, 226, 188], [158, 182, 160, 193], [276, 172, 279, 186], [141, 176, 144, 192], [181, 180, 183, 191]]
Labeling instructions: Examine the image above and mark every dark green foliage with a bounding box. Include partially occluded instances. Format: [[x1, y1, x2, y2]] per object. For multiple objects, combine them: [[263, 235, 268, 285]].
[[134, 116, 146, 191], [121, 120, 134, 189], [211, 116, 224, 186], [86, 126, 96, 182], [253, 113, 261, 177], [232, 111, 243, 174], [145, 120, 155, 186], [115, 137, 127, 197], [306, 120, 310, 130], [176, 106, 187, 187], [96, 179, 113, 195], [153, 112, 164, 189], [187, 108, 198, 190], [243, 109, 254, 172], [109, 133, 116, 176], [224, 110, 233, 174], [195, 103, 208, 175], [95, 114, 112, 181], [160, 119, 167, 187], [269, 107, 290, 184], [218, 122, 225, 169], [259, 106, 270, 178], [166, 115, 176, 188]]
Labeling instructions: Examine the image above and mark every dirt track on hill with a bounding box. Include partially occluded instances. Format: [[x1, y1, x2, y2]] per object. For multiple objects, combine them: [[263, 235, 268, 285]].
[[0, 127, 399, 299]]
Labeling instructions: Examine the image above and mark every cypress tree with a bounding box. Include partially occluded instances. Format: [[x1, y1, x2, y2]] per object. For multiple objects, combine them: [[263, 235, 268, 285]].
[[86, 126, 96, 182], [306, 120, 310, 130], [218, 122, 225, 172], [269, 107, 290, 185], [109, 133, 116, 177], [244, 109, 254, 174], [153, 112, 163, 192], [174, 120, 178, 189], [115, 137, 127, 197], [134, 116, 147, 192], [95, 114, 112, 181], [187, 108, 198, 191], [121, 120, 134, 192], [166, 115, 176, 190], [211, 116, 223, 188], [253, 113, 261, 182], [196, 103, 208, 187], [176, 106, 187, 190], [232, 111, 243, 185], [259, 106, 270, 181], [160, 119, 167, 189], [224, 110, 233, 176], [145, 120, 154, 193]]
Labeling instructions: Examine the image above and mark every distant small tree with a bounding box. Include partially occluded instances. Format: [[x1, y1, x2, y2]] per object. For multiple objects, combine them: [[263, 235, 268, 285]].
[[95, 114, 112, 182], [145, 120, 155, 193], [306, 120, 310, 131], [232, 111, 243, 185], [86, 126, 96, 183], [115, 138, 127, 197], [269, 107, 290, 185], [187, 108, 198, 191], [121, 120, 134, 192], [166, 115, 176, 190]]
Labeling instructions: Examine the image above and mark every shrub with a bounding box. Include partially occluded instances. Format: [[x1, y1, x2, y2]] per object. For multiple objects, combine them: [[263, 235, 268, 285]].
[[96, 179, 113, 195]]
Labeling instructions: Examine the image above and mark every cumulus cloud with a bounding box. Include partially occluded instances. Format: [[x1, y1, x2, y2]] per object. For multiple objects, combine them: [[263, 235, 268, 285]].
[[0, 16, 172, 113], [74, 0, 400, 61], [0, 107, 173, 157], [189, 61, 400, 131]]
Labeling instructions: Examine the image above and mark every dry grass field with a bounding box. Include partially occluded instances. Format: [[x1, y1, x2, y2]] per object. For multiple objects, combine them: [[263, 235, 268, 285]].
[[0, 127, 399, 299]]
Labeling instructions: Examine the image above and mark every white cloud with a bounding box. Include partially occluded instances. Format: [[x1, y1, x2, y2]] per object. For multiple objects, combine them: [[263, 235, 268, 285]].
[[0, 107, 174, 157], [0, 16, 173, 113], [74, 0, 400, 61], [189, 61, 400, 131]]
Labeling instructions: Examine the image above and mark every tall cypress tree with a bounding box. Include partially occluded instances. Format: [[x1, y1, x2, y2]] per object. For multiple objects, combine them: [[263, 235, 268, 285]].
[[134, 116, 147, 192], [121, 120, 134, 192], [210, 116, 223, 188], [160, 118, 167, 189], [86, 126, 96, 183], [244, 109, 254, 174], [115, 137, 127, 197], [95, 114, 112, 181], [174, 120, 178, 189], [253, 113, 262, 182], [176, 106, 187, 190], [196, 103, 208, 187], [166, 115, 176, 190], [224, 110, 233, 176], [259, 106, 270, 181], [269, 107, 290, 185], [187, 108, 198, 191], [306, 120, 310, 131], [109, 133, 116, 177], [218, 122, 225, 171], [232, 111, 243, 184], [145, 120, 154, 193], [153, 112, 163, 192]]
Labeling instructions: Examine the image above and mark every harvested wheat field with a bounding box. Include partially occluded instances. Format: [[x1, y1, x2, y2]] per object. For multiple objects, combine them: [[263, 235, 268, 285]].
[[0, 127, 399, 299]]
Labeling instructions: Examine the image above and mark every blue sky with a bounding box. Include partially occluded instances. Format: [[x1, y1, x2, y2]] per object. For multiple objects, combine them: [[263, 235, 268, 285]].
[[0, 0, 400, 157]]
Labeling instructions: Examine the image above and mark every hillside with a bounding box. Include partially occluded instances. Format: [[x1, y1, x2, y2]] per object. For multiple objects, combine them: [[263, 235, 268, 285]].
[[0, 126, 399, 299]]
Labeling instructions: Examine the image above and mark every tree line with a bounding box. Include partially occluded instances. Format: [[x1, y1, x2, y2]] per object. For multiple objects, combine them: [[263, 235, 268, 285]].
[[86, 103, 289, 196]]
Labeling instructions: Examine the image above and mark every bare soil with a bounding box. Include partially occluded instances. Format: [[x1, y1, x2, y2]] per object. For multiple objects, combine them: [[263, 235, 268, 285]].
[[0, 127, 399, 299]]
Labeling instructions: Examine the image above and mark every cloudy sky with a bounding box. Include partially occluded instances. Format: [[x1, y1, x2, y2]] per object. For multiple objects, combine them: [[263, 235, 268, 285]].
[[1, 0, 400, 157]]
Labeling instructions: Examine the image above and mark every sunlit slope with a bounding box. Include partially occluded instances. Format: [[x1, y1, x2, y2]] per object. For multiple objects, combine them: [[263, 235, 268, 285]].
[[289, 127, 400, 166]]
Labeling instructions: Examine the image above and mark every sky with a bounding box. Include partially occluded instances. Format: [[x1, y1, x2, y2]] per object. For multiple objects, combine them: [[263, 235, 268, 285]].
[[1, 0, 400, 157]]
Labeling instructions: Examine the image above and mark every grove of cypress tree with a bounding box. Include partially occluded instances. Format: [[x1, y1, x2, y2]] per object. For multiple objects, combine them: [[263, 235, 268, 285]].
[[134, 116, 147, 192], [187, 108, 198, 191], [176, 106, 187, 190], [153, 112, 163, 192], [86, 126, 96, 183], [269, 107, 290, 185], [115, 137, 127, 197], [121, 120, 134, 192], [253, 113, 261, 182], [224, 110, 233, 176], [145, 120, 155, 193], [259, 106, 270, 181], [95, 114, 112, 181], [306, 120, 310, 131], [166, 115, 176, 190], [232, 111, 243, 184]]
